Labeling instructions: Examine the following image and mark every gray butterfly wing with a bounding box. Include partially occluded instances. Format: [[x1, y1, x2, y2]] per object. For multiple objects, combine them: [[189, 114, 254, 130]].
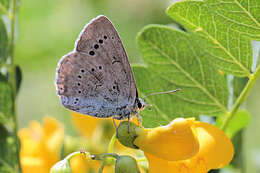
[[55, 15, 137, 119]]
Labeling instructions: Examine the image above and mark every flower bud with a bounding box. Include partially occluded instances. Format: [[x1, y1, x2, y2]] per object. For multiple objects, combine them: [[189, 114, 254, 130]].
[[50, 159, 72, 173], [115, 155, 140, 173], [116, 121, 141, 149]]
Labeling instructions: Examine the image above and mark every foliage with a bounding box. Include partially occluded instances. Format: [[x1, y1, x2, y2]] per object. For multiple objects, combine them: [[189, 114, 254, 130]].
[[134, 0, 260, 130], [0, 0, 21, 172]]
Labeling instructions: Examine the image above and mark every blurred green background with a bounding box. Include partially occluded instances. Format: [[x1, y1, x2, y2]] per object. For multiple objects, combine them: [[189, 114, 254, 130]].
[[14, 0, 260, 172]]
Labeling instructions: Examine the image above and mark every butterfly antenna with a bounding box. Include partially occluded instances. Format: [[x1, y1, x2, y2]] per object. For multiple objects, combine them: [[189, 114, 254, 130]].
[[143, 88, 181, 100]]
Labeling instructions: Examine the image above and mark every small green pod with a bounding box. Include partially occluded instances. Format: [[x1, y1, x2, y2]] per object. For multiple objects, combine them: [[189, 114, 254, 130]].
[[117, 121, 140, 149], [115, 155, 140, 173]]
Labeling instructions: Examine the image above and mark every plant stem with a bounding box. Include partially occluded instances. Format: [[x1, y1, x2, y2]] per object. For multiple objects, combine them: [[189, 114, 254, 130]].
[[65, 151, 91, 161], [9, 0, 20, 172], [221, 65, 260, 131], [108, 133, 116, 153], [98, 161, 105, 173]]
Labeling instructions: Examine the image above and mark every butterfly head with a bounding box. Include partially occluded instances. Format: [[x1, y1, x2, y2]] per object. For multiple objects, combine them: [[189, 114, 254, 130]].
[[136, 98, 147, 111]]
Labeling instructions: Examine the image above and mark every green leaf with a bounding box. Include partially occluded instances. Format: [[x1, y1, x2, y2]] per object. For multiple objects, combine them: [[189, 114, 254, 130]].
[[0, 81, 18, 172], [216, 109, 250, 138], [0, 18, 8, 64], [206, 0, 260, 40], [0, 122, 17, 173], [0, 81, 13, 124], [135, 25, 229, 127], [167, 0, 260, 77]]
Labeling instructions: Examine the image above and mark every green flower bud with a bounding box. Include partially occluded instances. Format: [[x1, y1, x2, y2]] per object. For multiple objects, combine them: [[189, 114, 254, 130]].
[[117, 121, 140, 149], [115, 155, 140, 173], [50, 159, 72, 173]]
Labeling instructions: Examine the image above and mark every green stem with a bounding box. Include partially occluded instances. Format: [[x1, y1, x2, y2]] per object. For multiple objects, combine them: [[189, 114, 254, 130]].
[[65, 151, 81, 161], [98, 161, 106, 173], [9, 0, 20, 172], [92, 153, 118, 161], [108, 133, 116, 153], [64, 151, 91, 162], [221, 65, 260, 130]]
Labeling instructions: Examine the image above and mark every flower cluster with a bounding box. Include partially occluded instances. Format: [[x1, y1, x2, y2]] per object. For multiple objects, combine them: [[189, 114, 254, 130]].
[[19, 117, 64, 173], [19, 115, 234, 173]]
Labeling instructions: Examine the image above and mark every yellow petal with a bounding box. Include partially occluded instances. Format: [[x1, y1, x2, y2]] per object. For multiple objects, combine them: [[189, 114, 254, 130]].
[[146, 153, 208, 173], [43, 117, 64, 153], [19, 117, 65, 173], [71, 112, 101, 138], [20, 157, 49, 173], [70, 155, 114, 173], [194, 121, 234, 169], [70, 155, 88, 173], [143, 119, 234, 173], [134, 118, 199, 161]]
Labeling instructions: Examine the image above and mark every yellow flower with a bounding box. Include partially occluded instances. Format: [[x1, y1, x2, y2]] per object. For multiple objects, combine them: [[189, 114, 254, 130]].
[[71, 112, 102, 138], [134, 118, 199, 161], [19, 117, 64, 173], [133, 118, 234, 173]]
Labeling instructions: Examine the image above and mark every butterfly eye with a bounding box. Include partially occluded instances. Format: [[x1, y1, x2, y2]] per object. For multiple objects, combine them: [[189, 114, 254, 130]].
[[137, 102, 142, 109]]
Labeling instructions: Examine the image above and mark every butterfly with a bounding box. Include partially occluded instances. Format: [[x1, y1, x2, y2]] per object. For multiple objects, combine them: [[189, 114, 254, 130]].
[[55, 15, 147, 120]]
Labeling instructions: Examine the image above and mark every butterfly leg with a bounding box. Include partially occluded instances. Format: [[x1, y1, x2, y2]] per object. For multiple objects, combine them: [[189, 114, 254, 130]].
[[127, 114, 130, 133], [113, 118, 119, 138]]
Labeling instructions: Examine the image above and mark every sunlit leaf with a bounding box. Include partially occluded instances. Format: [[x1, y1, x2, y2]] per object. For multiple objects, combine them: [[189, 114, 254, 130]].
[[134, 25, 228, 127], [167, 0, 260, 77], [206, 0, 260, 40]]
